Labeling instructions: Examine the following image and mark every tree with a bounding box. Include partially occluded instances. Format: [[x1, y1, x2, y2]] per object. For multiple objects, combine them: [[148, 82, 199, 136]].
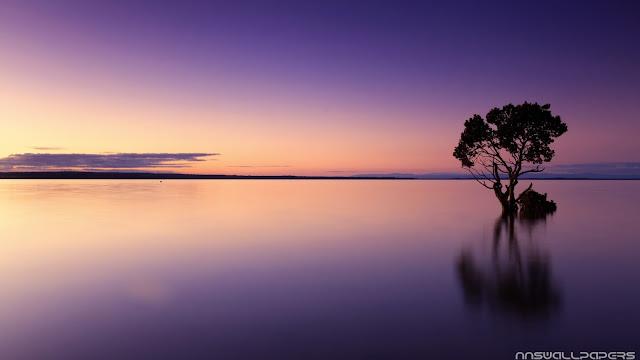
[[453, 102, 567, 214]]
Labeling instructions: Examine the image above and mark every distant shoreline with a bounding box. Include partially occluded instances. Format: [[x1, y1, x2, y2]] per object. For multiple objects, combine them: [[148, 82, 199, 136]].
[[0, 172, 638, 180], [0, 172, 402, 180]]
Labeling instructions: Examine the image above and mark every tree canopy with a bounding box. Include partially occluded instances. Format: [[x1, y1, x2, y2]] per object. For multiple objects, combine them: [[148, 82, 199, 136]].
[[453, 102, 567, 214]]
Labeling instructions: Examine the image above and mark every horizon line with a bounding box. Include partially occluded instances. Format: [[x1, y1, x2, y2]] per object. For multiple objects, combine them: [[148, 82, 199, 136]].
[[0, 171, 639, 180]]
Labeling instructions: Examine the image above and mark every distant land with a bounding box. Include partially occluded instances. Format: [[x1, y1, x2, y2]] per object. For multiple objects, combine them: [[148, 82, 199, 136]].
[[353, 172, 640, 180], [0, 171, 638, 180], [0, 172, 401, 180]]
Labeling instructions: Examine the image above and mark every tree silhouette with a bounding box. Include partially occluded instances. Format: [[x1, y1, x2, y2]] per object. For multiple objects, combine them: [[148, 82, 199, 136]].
[[453, 102, 567, 214]]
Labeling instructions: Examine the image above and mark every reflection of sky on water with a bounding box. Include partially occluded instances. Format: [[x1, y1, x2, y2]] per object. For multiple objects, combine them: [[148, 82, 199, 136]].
[[0, 180, 638, 359]]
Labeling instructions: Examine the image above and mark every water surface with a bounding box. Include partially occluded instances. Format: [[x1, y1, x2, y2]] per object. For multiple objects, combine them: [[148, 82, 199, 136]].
[[0, 180, 638, 359]]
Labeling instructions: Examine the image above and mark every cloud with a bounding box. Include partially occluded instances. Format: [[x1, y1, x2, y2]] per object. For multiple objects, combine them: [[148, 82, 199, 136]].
[[548, 162, 640, 175], [31, 146, 65, 151], [516, 162, 640, 178], [0, 153, 219, 171], [351, 162, 640, 179], [227, 165, 290, 168]]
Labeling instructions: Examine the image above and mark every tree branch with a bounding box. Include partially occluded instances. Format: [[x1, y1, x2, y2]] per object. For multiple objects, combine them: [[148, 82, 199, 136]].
[[520, 166, 545, 175], [489, 142, 513, 176], [467, 168, 494, 189]]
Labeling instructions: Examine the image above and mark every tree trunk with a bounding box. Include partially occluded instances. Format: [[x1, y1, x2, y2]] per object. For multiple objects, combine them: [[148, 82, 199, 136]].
[[493, 184, 512, 215], [494, 177, 519, 215], [507, 177, 518, 215], [501, 199, 517, 215]]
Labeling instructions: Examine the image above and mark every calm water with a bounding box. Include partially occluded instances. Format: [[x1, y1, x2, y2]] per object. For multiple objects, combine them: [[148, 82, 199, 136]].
[[0, 180, 638, 359]]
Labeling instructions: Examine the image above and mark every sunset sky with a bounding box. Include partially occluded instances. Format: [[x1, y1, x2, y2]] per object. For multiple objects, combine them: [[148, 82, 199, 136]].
[[1, 1, 638, 175]]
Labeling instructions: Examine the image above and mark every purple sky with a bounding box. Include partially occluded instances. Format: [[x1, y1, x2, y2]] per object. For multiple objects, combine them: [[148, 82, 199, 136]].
[[1, 1, 638, 174]]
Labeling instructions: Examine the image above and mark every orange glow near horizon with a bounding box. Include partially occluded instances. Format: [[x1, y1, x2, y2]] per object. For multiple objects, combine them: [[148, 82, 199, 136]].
[[0, 56, 457, 175]]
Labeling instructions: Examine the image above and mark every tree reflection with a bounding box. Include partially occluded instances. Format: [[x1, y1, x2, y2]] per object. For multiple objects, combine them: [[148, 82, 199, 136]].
[[456, 215, 561, 320]]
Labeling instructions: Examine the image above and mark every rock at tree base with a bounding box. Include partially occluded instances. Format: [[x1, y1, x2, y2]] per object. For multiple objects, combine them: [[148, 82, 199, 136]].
[[518, 189, 557, 218]]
